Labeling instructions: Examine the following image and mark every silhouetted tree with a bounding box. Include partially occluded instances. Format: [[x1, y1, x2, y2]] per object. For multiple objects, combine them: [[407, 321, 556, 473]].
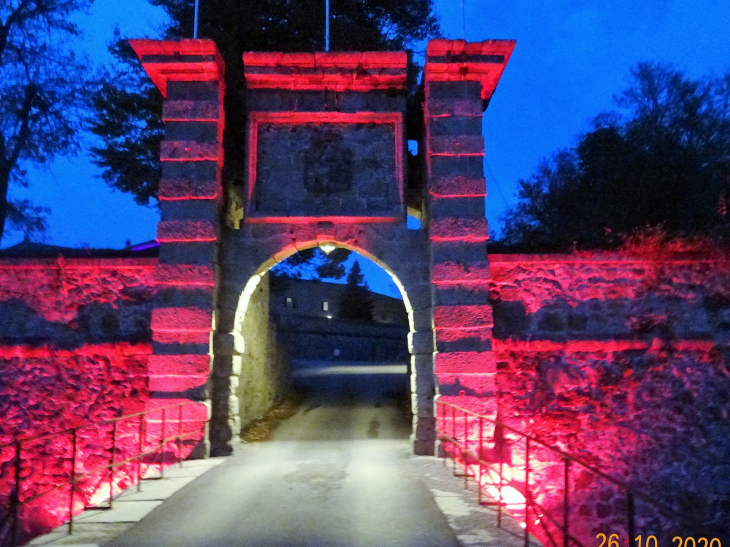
[[0, 0, 92, 242], [338, 261, 374, 321], [89, 31, 163, 206], [498, 62, 730, 252], [269, 247, 352, 295], [90, 0, 439, 207]]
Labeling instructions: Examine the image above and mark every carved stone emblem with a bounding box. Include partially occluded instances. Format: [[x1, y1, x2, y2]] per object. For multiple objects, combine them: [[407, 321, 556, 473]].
[[302, 129, 353, 195]]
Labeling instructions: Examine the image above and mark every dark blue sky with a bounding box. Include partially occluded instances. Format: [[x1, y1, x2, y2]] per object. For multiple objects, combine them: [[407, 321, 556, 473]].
[[4, 0, 730, 295]]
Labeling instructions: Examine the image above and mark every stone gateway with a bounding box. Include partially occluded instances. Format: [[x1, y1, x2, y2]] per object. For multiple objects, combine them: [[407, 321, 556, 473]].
[[128, 38, 515, 456]]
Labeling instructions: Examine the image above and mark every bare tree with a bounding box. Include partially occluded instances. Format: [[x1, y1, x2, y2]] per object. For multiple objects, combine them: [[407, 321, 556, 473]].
[[0, 0, 93, 242]]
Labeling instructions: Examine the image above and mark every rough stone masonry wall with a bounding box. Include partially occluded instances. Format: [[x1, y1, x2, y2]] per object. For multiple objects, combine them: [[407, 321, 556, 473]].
[[480, 254, 730, 544], [0, 257, 157, 540], [235, 275, 289, 430]]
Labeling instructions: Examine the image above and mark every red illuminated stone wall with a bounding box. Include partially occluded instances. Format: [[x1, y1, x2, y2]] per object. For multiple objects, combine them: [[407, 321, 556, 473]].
[[0, 257, 160, 541], [440, 253, 730, 543]]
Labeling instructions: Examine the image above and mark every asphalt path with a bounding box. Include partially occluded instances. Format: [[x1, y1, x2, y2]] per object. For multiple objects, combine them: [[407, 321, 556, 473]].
[[105, 374, 461, 547]]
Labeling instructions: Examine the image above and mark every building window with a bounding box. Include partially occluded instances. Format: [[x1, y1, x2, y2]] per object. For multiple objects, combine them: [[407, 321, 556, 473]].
[[322, 301, 329, 311], [285, 297, 295, 309]]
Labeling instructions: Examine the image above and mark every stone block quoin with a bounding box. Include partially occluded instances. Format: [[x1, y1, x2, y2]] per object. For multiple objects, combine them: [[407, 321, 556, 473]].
[[424, 39, 515, 410], [131, 39, 226, 440]]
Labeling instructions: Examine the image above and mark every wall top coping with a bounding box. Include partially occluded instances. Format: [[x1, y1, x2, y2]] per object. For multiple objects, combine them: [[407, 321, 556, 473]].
[[0, 342, 153, 358], [424, 39, 515, 101], [130, 39, 225, 97], [489, 253, 730, 264], [243, 51, 407, 69], [0, 257, 158, 270], [243, 51, 408, 92], [426, 39, 517, 57]]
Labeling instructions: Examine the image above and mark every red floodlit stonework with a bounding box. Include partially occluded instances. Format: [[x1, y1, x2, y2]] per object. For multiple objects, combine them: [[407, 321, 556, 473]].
[[438, 253, 730, 545], [2, 250, 730, 544], [5, 36, 730, 545], [242, 51, 408, 92], [424, 39, 516, 100], [128, 40, 225, 97], [0, 258, 171, 541]]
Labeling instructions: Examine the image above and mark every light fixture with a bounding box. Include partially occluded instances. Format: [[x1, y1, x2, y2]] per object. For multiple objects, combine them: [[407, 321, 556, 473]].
[[320, 243, 336, 255]]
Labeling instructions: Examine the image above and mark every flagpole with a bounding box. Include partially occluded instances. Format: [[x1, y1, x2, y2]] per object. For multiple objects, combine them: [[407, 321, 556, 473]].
[[325, 0, 330, 51], [193, 0, 200, 38], [461, 0, 466, 39]]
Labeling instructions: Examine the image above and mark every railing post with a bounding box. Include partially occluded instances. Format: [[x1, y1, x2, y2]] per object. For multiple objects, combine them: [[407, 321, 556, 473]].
[[451, 406, 456, 474], [137, 413, 145, 492], [109, 421, 117, 509], [160, 408, 167, 479], [178, 404, 184, 468], [563, 458, 570, 547], [68, 428, 78, 535], [440, 404, 446, 467], [464, 410, 468, 488], [13, 441, 21, 547], [498, 454, 503, 528], [627, 491, 635, 547], [478, 416, 483, 504], [524, 437, 530, 547]]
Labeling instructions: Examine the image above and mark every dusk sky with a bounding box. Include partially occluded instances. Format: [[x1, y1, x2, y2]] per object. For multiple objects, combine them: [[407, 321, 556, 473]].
[[4, 0, 730, 296]]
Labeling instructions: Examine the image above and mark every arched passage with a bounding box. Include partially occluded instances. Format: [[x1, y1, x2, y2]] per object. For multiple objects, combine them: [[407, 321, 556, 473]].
[[211, 223, 436, 456], [231, 246, 413, 441]]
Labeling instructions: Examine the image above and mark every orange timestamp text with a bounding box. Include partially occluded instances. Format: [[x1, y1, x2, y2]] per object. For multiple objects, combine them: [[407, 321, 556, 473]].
[[597, 534, 722, 547]]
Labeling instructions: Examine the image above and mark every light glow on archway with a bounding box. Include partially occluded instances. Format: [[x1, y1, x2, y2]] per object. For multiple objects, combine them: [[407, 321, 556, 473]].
[[232, 242, 416, 337]]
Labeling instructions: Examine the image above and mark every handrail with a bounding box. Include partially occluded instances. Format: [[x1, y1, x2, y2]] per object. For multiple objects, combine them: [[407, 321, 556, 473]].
[[0, 401, 205, 547], [436, 399, 720, 547], [0, 401, 194, 450]]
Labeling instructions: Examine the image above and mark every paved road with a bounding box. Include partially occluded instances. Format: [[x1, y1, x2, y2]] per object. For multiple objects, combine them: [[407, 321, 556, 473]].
[[106, 374, 461, 547]]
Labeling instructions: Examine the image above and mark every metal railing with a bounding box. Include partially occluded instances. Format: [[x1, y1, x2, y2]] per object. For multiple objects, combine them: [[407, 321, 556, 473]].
[[0, 402, 205, 547], [436, 400, 719, 547]]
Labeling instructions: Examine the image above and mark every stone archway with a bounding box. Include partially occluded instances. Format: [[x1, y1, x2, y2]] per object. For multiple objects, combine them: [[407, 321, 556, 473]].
[[211, 227, 435, 455]]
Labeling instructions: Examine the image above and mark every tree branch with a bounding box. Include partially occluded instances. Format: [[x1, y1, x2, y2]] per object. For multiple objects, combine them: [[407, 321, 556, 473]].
[[0, 0, 33, 59], [6, 83, 37, 171]]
